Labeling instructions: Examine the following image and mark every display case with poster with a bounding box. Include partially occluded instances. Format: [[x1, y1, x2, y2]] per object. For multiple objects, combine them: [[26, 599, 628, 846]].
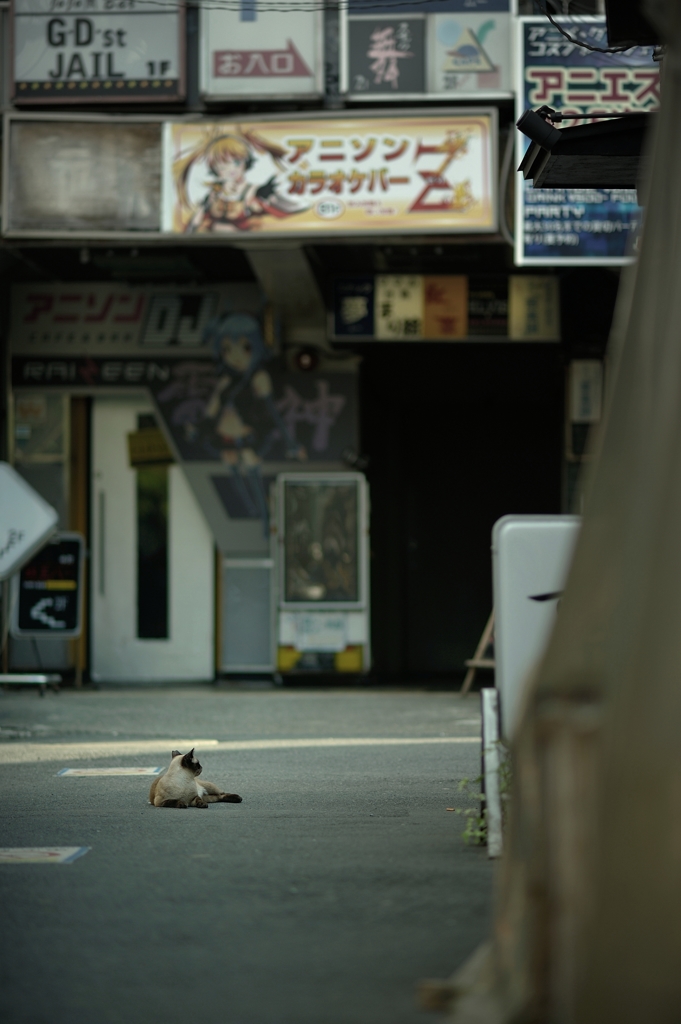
[[515, 16, 659, 266], [12, 0, 185, 104], [200, 2, 323, 100], [275, 473, 370, 675]]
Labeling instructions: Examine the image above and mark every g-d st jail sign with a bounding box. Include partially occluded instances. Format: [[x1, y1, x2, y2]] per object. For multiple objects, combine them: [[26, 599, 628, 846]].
[[11, 534, 84, 639], [12, 0, 185, 104]]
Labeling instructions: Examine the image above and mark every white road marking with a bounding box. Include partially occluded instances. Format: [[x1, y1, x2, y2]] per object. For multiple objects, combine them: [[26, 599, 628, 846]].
[[0, 736, 479, 765], [0, 847, 90, 864], [57, 767, 165, 776]]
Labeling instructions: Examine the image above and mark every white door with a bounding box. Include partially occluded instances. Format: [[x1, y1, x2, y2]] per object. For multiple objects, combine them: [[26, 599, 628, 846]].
[[91, 397, 214, 682]]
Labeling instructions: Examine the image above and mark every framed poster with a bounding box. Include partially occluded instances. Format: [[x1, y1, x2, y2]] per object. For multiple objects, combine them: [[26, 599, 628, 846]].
[[515, 16, 659, 266], [342, 0, 511, 100], [200, 3, 322, 100], [12, 0, 185, 104], [162, 112, 497, 238]]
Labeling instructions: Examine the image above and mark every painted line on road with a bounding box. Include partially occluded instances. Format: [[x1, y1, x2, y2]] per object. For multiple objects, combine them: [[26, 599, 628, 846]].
[[0, 739, 217, 765], [0, 847, 90, 864], [211, 737, 481, 751], [0, 736, 479, 765], [57, 767, 165, 776]]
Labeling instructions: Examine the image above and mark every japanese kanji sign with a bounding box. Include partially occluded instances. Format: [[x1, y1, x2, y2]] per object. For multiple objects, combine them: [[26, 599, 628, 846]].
[[200, 3, 321, 99], [516, 17, 659, 265], [162, 114, 497, 236], [348, 17, 426, 96], [12, 0, 184, 104], [343, 0, 512, 100], [331, 274, 560, 340]]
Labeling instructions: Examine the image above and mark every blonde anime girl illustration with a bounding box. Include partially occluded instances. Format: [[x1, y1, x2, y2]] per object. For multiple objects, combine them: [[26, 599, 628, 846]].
[[174, 129, 306, 234]]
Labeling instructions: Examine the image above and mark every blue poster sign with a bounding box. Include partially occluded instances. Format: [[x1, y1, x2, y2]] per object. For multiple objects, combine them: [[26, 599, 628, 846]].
[[515, 17, 658, 266], [333, 278, 375, 338]]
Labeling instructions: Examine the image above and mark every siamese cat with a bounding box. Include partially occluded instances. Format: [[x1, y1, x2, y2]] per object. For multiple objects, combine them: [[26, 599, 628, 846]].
[[149, 749, 242, 809]]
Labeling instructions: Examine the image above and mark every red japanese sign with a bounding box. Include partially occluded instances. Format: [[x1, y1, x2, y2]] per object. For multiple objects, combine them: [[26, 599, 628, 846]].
[[213, 41, 312, 78]]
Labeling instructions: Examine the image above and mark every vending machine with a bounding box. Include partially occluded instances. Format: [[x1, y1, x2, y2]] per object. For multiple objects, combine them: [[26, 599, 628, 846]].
[[275, 472, 370, 676]]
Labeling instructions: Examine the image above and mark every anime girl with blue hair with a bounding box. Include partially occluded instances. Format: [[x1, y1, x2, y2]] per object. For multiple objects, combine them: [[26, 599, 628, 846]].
[[203, 311, 305, 528]]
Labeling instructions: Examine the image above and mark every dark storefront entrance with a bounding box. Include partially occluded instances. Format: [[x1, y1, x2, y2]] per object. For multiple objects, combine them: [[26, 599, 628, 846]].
[[361, 343, 563, 680]]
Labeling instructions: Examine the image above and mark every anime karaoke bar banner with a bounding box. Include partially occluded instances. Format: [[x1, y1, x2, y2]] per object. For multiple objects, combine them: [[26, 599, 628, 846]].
[[161, 114, 497, 237]]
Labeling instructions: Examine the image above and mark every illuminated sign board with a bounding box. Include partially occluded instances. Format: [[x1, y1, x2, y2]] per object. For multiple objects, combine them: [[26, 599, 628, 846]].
[[516, 16, 658, 265], [162, 112, 497, 237]]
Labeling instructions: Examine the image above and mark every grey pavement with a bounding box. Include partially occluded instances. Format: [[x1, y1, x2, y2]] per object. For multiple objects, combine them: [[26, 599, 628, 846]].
[[0, 686, 493, 1024]]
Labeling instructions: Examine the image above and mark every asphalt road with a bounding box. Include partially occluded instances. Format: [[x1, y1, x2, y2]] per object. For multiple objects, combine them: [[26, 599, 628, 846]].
[[0, 686, 493, 1024]]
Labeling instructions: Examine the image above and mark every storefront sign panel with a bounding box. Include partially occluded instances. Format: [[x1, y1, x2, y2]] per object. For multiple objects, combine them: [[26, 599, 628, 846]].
[[6, 120, 162, 234], [331, 274, 560, 340], [428, 12, 511, 97], [375, 275, 423, 339], [13, 0, 184, 104], [9, 283, 246, 349], [11, 356, 359, 465], [343, 0, 511, 99], [162, 114, 497, 237], [11, 533, 84, 638], [200, 6, 321, 98], [348, 17, 426, 96], [516, 17, 659, 266], [11, 284, 149, 347], [333, 278, 375, 338]]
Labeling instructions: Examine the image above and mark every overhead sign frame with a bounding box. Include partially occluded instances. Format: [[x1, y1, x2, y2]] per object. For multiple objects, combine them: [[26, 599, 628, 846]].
[[514, 15, 659, 267], [11, 0, 186, 105]]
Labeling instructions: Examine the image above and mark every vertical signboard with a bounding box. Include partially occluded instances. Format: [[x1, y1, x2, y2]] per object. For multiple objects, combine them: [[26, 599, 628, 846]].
[[516, 16, 659, 266], [200, 2, 322, 99], [12, 0, 185, 103], [343, 0, 511, 100]]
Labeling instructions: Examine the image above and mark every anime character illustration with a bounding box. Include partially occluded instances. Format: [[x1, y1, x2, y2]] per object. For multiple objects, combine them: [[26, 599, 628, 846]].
[[203, 312, 306, 528], [174, 130, 307, 234]]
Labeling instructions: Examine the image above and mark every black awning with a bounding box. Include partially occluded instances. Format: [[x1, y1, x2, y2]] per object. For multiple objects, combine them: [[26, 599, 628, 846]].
[[518, 114, 652, 189]]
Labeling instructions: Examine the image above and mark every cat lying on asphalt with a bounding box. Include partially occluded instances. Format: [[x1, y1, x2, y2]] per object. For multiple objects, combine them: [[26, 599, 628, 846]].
[[149, 748, 242, 808]]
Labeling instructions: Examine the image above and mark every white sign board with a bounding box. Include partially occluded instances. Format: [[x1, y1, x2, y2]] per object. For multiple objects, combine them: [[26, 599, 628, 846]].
[[13, 0, 184, 104], [492, 515, 581, 738], [200, 4, 321, 99], [0, 463, 58, 582]]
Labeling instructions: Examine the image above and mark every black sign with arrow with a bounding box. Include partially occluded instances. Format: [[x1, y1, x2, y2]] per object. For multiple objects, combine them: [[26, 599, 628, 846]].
[[12, 533, 84, 639]]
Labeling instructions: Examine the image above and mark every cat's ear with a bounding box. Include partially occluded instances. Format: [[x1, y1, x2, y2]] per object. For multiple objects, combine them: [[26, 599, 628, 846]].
[[188, 748, 195, 758], [171, 750, 181, 759]]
